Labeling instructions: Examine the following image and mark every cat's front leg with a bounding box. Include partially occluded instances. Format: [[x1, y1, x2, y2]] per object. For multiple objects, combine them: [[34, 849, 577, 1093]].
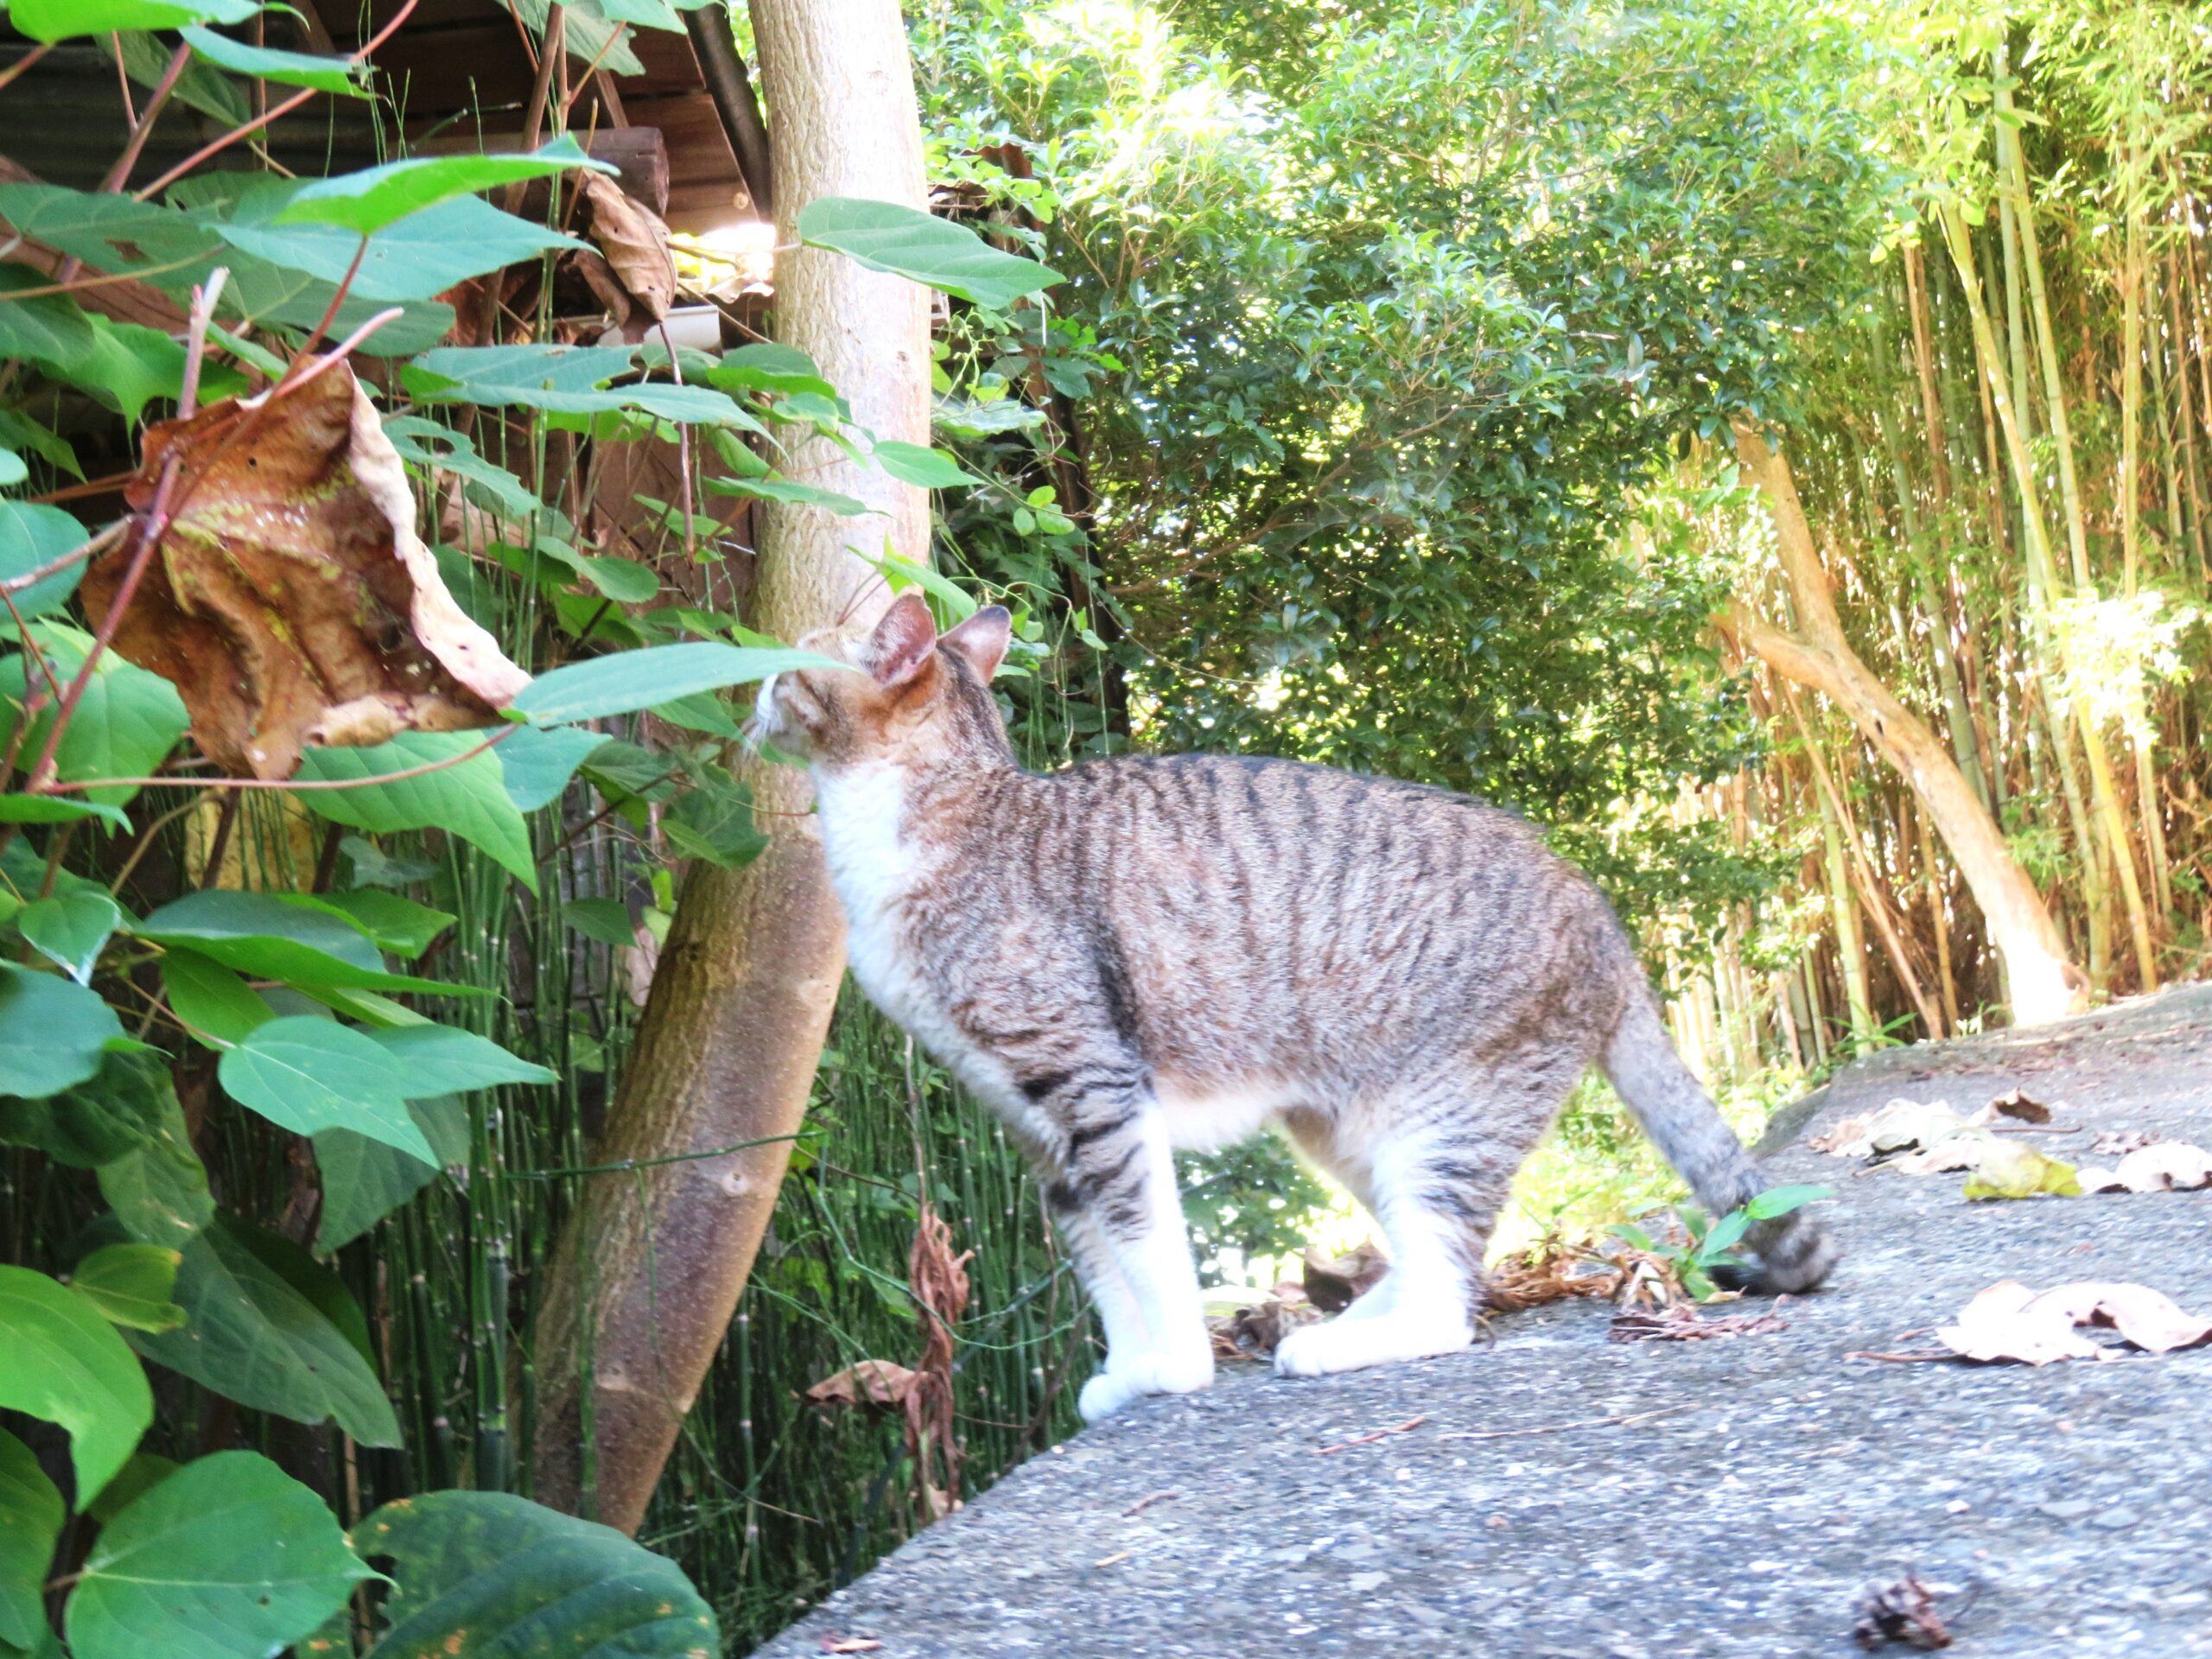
[[1041, 1103, 1212, 1421]]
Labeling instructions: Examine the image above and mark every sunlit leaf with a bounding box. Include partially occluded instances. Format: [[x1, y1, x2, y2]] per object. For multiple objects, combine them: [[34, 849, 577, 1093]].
[[797, 197, 1062, 310], [0, 1266, 151, 1502], [273, 135, 616, 236]]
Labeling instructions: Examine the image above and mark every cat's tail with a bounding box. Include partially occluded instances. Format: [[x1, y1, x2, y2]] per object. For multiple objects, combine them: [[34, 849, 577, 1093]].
[[1599, 980, 1838, 1294]]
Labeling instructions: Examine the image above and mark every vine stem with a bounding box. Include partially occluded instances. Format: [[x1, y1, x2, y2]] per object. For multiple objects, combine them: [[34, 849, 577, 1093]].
[[132, 0, 422, 201], [48, 723, 519, 796], [97, 41, 193, 195], [0, 41, 52, 93], [0, 522, 124, 602]]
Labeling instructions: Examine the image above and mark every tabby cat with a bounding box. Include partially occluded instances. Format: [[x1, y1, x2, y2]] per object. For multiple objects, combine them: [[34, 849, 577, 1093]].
[[755, 592, 1836, 1421]]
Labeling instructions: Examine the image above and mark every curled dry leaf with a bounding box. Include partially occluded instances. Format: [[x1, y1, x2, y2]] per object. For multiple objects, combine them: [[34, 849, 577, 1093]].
[[1609, 1304, 1786, 1343], [1975, 1088, 2052, 1125], [1935, 1279, 2212, 1365], [86, 362, 529, 778], [578, 173, 677, 325], [804, 1360, 922, 1412], [1811, 1098, 1969, 1160], [1955, 1138, 2081, 1200], [1302, 1242, 1391, 1313], [2076, 1141, 2212, 1194], [1852, 1576, 1953, 1650], [2090, 1128, 2161, 1159], [1483, 1236, 1618, 1313], [1208, 1293, 1321, 1359]]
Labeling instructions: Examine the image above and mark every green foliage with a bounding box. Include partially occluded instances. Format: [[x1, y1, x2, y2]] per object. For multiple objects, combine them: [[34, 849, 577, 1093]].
[[273, 136, 616, 235], [67, 1243, 186, 1333], [0, 1265, 152, 1501], [509, 642, 845, 724], [355, 1491, 719, 1657], [0, 963, 123, 1099], [798, 197, 1064, 309], [1611, 1183, 1831, 1301], [0, 1430, 63, 1650], [293, 734, 537, 889], [65, 1451, 374, 1659]]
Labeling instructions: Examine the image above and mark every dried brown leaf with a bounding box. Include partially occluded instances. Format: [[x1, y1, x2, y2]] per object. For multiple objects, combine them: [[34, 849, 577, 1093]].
[[2077, 1141, 2212, 1193], [86, 364, 528, 778], [1935, 1279, 2212, 1364], [1208, 1294, 1322, 1358], [1302, 1242, 1390, 1313], [1853, 1576, 1953, 1649], [1811, 1099, 1970, 1160], [2090, 1128, 2161, 1159], [1609, 1304, 1786, 1343], [1978, 1088, 2052, 1125], [579, 173, 677, 324], [804, 1360, 922, 1412]]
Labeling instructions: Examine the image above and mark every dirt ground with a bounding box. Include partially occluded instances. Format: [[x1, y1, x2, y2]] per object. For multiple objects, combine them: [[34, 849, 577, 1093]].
[[758, 982, 2212, 1658]]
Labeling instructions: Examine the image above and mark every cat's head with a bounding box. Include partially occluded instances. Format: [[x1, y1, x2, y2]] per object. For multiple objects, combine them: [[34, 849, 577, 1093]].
[[753, 589, 1014, 771]]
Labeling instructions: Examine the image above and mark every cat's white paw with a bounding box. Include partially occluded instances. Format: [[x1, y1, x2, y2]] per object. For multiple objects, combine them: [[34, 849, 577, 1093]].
[[1077, 1348, 1214, 1422], [1274, 1308, 1474, 1378]]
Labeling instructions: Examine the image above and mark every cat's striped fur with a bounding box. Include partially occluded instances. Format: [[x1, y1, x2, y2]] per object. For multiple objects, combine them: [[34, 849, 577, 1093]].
[[757, 592, 1836, 1420]]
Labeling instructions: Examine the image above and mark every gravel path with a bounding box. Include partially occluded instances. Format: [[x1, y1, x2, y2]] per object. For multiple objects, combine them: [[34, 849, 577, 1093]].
[[759, 984, 2212, 1657]]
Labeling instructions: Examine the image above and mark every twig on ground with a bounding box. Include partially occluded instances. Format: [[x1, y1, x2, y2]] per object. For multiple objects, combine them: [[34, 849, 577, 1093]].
[[1312, 1414, 1427, 1455], [1440, 1403, 1691, 1441], [1121, 1489, 1179, 1516]]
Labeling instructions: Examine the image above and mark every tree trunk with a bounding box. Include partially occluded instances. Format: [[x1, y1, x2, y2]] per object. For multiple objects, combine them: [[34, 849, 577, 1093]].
[[1719, 426, 2080, 1027], [530, 0, 931, 1533]]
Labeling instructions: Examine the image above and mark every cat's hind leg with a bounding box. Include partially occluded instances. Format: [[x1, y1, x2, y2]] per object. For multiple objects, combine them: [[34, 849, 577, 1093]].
[[1274, 1065, 1570, 1379]]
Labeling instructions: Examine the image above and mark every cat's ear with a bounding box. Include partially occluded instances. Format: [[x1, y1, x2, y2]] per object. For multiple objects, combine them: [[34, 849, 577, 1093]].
[[865, 590, 938, 687], [940, 605, 1011, 682]]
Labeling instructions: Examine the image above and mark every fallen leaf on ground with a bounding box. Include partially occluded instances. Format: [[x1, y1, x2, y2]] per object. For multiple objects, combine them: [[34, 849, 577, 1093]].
[[1208, 1293, 1321, 1358], [1958, 1138, 2081, 1200], [1935, 1279, 2212, 1365], [87, 362, 529, 777], [1853, 1576, 1953, 1649], [1811, 1098, 1971, 1160], [1484, 1237, 1618, 1312], [804, 1360, 921, 1411], [2090, 1128, 2161, 1159], [1609, 1304, 1786, 1343], [2076, 1141, 2212, 1193], [1302, 1242, 1390, 1312], [1973, 1088, 2053, 1125]]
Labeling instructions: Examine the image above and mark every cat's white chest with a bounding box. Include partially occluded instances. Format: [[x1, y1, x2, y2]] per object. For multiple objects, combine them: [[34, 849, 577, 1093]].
[[812, 764, 931, 1024]]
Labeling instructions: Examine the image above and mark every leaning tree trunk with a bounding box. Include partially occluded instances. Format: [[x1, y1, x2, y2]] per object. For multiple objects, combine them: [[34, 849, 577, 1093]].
[[1719, 426, 2081, 1029], [530, 0, 931, 1533]]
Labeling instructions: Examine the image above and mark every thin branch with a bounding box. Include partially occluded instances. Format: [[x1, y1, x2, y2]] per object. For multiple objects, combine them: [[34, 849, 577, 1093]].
[[133, 0, 422, 200], [98, 41, 193, 195], [0, 41, 54, 94], [48, 724, 518, 796]]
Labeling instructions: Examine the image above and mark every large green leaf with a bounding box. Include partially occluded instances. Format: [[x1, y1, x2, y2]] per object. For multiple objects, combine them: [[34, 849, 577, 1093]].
[[797, 197, 1064, 310], [0, 1266, 151, 1503], [215, 181, 584, 304], [67, 1243, 185, 1334], [0, 797, 129, 833], [16, 891, 121, 985], [274, 136, 615, 236], [137, 888, 484, 995], [365, 1025, 556, 1091], [0, 270, 199, 423], [177, 24, 367, 93], [0, 963, 124, 1100], [0, 1046, 164, 1167], [93, 1065, 212, 1247], [219, 1018, 437, 1164], [664, 767, 765, 869], [109, 26, 249, 124], [706, 342, 836, 398], [511, 643, 847, 725], [132, 1216, 400, 1446], [0, 1429, 61, 1650], [702, 474, 872, 516], [4, 0, 257, 39], [314, 1095, 465, 1253], [157, 949, 272, 1047], [0, 623, 189, 810], [401, 344, 763, 429], [354, 1491, 718, 1658], [66, 1451, 374, 1659], [0, 502, 88, 626], [0, 270, 94, 365], [872, 439, 986, 490], [316, 890, 454, 959], [293, 733, 537, 891], [496, 722, 607, 811]]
